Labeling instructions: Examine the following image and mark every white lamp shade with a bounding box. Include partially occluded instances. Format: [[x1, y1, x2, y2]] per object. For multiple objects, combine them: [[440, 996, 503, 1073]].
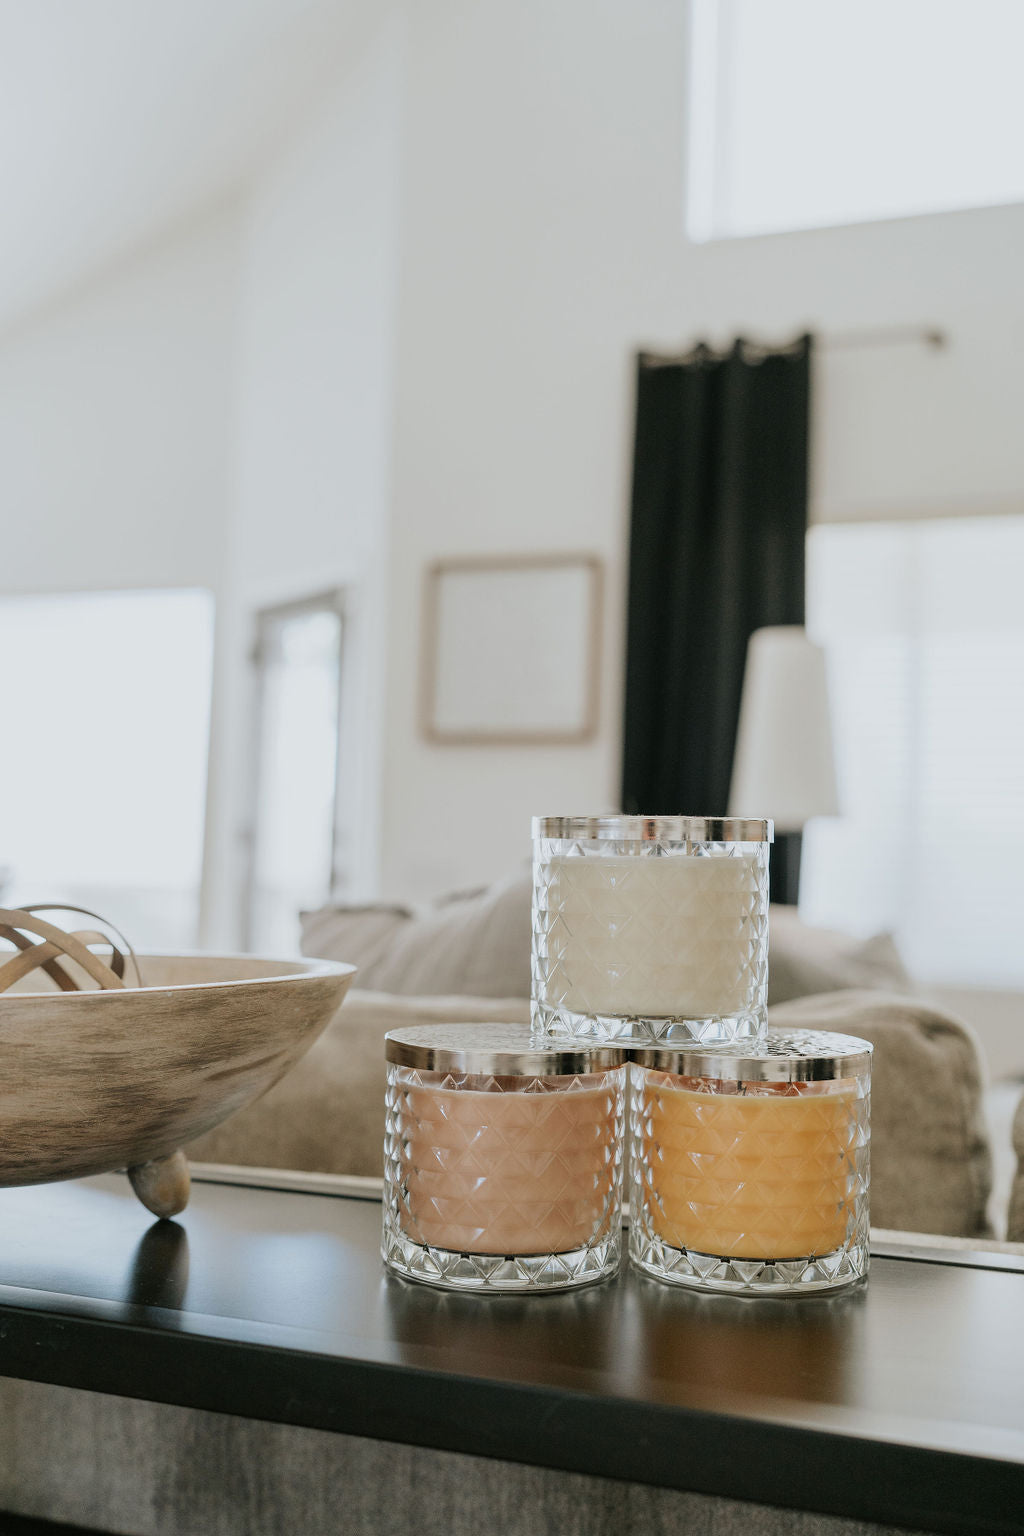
[[728, 626, 839, 832]]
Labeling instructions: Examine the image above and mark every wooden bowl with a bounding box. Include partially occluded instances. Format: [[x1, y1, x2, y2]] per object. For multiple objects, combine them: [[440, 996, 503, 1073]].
[[0, 953, 355, 1216]]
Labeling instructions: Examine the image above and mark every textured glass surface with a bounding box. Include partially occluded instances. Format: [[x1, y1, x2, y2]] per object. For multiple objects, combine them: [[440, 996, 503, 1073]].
[[532, 838, 769, 1044], [382, 1063, 624, 1292], [630, 1066, 870, 1294]]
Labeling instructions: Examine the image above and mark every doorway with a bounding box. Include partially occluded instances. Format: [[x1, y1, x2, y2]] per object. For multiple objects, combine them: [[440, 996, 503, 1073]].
[[243, 589, 348, 954]]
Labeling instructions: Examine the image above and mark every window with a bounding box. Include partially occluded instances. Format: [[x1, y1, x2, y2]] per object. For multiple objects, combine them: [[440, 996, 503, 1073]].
[[687, 0, 1024, 241], [801, 516, 1024, 985], [0, 589, 214, 952]]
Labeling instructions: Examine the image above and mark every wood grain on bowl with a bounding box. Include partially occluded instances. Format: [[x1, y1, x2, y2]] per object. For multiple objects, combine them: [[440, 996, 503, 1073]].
[[0, 954, 356, 1208]]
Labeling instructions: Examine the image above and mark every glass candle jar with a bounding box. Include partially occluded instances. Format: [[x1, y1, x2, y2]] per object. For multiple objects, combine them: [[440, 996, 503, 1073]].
[[532, 815, 772, 1045], [630, 1030, 871, 1295], [382, 1025, 626, 1293]]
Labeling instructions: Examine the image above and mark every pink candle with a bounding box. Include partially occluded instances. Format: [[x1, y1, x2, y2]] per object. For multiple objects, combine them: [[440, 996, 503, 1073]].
[[382, 1025, 625, 1293], [399, 1079, 617, 1254]]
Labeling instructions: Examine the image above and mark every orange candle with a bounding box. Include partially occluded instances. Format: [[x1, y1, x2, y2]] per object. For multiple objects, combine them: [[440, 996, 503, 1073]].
[[642, 1074, 858, 1259], [631, 1030, 872, 1295]]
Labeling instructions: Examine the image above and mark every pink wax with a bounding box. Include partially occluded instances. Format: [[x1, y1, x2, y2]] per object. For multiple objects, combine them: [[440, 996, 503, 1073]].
[[397, 1075, 619, 1256]]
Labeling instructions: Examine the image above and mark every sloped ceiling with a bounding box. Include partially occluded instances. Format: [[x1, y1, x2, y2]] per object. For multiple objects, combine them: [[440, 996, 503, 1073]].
[[0, 0, 371, 336]]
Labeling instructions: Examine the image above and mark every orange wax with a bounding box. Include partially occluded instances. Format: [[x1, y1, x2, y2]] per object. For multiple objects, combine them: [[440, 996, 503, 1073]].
[[643, 1076, 858, 1260], [399, 1080, 618, 1256]]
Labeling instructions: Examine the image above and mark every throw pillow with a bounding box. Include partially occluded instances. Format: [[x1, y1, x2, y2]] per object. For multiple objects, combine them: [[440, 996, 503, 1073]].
[[766, 905, 909, 1005], [300, 869, 533, 1000]]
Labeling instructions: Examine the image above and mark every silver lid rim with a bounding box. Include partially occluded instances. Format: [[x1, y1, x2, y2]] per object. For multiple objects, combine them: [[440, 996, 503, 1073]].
[[630, 1029, 873, 1083], [533, 815, 774, 843], [385, 1023, 626, 1076]]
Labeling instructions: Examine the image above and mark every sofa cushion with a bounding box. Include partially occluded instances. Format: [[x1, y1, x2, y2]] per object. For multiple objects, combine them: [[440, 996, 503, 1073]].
[[186, 989, 530, 1178], [768, 990, 992, 1237], [301, 872, 909, 1009]]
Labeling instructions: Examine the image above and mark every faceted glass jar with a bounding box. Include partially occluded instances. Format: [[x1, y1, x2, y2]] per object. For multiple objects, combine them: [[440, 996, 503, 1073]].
[[532, 815, 772, 1045], [382, 1025, 625, 1293], [630, 1030, 871, 1295]]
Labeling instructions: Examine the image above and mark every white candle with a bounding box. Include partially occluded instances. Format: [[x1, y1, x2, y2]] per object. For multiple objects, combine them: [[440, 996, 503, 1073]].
[[539, 852, 764, 1019]]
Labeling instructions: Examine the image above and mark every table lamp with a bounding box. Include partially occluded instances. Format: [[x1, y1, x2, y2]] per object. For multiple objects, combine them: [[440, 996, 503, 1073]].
[[728, 626, 838, 905]]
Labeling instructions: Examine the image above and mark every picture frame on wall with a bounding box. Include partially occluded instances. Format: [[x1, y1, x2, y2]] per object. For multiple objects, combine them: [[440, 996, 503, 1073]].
[[419, 552, 603, 745]]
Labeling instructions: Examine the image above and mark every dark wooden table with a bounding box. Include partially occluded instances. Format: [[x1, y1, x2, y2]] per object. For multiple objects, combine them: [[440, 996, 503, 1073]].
[[0, 1170, 1021, 1536]]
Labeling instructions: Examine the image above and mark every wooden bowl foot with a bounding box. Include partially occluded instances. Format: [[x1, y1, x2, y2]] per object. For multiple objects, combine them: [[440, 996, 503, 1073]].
[[127, 1150, 191, 1218]]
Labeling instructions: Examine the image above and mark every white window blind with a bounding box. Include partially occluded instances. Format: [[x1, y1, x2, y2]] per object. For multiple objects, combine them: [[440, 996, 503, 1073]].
[[688, 0, 1024, 241], [801, 516, 1024, 986]]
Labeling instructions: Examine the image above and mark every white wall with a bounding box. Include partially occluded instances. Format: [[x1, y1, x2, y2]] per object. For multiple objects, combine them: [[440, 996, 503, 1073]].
[[201, 16, 404, 944], [0, 210, 240, 595], [377, 0, 1024, 901], [227, 19, 402, 605], [378, 0, 679, 899]]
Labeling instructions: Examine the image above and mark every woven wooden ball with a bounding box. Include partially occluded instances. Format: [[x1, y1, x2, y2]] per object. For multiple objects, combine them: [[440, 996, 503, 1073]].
[[0, 904, 141, 996]]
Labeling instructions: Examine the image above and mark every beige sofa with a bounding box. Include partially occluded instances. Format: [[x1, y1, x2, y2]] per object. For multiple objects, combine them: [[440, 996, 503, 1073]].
[[190, 872, 1005, 1240], [190, 982, 995, 1238]]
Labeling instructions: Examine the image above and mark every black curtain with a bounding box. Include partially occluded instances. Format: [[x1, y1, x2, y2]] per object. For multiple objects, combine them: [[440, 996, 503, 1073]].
[[621, 335, 812, 814]]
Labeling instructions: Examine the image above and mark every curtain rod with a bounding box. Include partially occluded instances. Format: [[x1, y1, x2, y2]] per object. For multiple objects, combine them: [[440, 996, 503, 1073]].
[[822, 324, 947, 351], [639, 324, 947, 369]]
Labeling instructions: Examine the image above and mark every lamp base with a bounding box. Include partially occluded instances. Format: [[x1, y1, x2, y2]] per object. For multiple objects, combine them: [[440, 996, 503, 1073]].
[[769, 830, 802, 906]]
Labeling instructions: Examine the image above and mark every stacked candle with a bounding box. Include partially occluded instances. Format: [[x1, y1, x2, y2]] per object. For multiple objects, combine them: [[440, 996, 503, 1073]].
[[380, 815, 872, 1299], [629, 1032, 872, 1294], [531, 815, 772, 1046], [381, 1024, 626, 1294]]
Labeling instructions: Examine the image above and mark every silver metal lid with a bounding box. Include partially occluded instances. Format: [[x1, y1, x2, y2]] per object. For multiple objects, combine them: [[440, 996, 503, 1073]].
[[533, 815, 774, 844], [631, 1029, 872, 1083], [385, 1023, 626, 1076]]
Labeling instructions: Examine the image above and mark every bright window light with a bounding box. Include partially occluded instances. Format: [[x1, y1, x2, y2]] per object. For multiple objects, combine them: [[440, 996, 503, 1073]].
[[0, 589, 214, 953], [688, 0, 1024, 240], [801, 517, 1024, 986]]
